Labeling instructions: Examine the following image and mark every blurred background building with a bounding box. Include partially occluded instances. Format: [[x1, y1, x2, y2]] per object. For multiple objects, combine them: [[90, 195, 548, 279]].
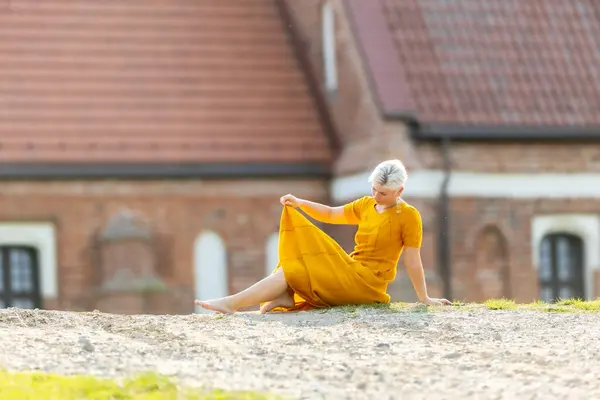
[[1, 0, 599, 314]]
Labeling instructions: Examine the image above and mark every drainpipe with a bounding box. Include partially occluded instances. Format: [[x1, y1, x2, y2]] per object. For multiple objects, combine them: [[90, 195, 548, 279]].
[[438, 135, 452, 300]]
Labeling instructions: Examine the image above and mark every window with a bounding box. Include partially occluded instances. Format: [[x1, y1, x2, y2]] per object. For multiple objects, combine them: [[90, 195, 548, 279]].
[[193, 231, 228, 313], [322, 1, 337, 93], [474, 225, 510, 300], [0, 246, 41, 309], [539, 233, 585, 302], [532, 214, 599, 301], [265, 233, 279, 277]]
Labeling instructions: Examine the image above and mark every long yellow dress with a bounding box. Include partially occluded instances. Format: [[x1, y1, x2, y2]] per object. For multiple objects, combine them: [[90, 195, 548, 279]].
[[269, 196, 423, 311]]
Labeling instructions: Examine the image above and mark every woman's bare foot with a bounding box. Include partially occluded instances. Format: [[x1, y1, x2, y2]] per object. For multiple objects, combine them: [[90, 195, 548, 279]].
[[260, 290, 295, 314], [194, 298, 236, 314]]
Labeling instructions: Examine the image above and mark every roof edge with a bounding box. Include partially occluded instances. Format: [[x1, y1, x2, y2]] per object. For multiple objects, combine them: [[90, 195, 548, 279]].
[[0, 162, 331, 180], [410, 124, 600, 141], [382, 112, 600, 141], [343, 0, 416, 116]]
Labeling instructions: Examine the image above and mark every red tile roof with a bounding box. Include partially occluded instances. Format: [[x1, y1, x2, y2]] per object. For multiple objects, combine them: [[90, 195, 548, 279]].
[[0, 1, 332, 165], [346, 0, 600, 127]]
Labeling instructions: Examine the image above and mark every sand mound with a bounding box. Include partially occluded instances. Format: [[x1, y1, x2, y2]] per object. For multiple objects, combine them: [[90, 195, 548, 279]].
[[0, 307, 598, 399]]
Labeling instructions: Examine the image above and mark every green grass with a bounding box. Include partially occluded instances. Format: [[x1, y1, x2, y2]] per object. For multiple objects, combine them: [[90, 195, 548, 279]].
[[528, 297, 600, 313], [556, 297, 600, 311], [483, 298, 518, 310], [0, 371, 280, 400], [334, 297, 600, 314], [475, 297, 599, 313]]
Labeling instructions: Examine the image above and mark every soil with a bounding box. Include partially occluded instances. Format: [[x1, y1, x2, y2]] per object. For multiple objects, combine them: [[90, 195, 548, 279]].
[[0, 306, 598, 399]]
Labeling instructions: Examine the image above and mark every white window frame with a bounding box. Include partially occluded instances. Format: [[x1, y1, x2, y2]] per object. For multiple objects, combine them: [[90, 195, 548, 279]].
[[531, 214, 600, 300], [0, 223, 58, 301]]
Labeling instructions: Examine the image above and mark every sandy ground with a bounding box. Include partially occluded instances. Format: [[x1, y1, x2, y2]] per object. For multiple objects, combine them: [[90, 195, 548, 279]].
[[0, 306, 598, 400]]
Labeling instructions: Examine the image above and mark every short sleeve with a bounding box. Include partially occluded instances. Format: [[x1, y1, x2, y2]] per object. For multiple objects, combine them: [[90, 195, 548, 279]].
[[343, 196, 371, 224], [402, 206, 423, 247]]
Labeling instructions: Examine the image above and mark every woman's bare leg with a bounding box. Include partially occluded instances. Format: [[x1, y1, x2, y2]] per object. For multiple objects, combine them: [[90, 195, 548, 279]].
[[259, 287, 295, 314], [194, 268, 292, 314]]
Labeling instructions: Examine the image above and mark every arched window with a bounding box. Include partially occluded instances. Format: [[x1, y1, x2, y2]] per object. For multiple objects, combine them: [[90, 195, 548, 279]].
[[265, 233, 279, 277], [0, 246, 41, 309], [193, 231, 228, 313], [539, 233, 585, 302], [475, 226, 510, 300]]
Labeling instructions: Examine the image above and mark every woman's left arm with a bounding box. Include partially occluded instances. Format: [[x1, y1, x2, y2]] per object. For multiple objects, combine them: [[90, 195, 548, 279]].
[[403, 247, 451, 306]]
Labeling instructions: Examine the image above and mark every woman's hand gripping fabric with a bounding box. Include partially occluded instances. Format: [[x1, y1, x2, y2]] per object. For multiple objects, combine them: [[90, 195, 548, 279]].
[[280, 194, 300, 207]]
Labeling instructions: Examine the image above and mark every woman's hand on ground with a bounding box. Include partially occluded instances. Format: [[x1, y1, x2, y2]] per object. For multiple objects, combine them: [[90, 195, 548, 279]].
[[280, 194, 301, 207], [423, 297, 452, 306]]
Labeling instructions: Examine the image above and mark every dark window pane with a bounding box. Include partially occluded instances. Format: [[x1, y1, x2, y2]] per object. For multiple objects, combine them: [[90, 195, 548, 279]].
[[538, 233, 585, 301], [0, 246, 41, 309], [539, 237, 552, 281], [9, 249, 33, 292], [12, 298, 34, 309], [559, 286, 573, 300], [540, 287, 553, 303], [556, 237, 572, 282]]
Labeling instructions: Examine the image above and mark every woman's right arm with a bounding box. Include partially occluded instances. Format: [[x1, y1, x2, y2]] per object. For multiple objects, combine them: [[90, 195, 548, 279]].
[[298, 199, 347, 224], [280, 194, 349, 224]]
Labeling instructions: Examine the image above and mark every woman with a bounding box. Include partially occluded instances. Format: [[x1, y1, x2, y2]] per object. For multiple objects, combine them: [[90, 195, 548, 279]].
[[195, 159, 451, 314]]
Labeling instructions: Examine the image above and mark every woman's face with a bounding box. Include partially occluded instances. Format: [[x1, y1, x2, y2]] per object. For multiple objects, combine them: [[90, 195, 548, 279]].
[[371, 183, 401, 206]]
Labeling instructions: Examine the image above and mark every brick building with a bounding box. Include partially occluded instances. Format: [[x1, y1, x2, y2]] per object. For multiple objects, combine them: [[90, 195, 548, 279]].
[[1, 0, 599, 314], [0, 0, 334, 314], [287, 0, 600, 303]]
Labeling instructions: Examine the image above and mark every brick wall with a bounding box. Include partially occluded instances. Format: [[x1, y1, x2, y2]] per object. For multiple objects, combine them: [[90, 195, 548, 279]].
[[415, 141, 600, 172], [0, 179, 329, 313], [448, 197, 600, 302], [338, 195, 600, 303], [4, 180, 597, 312]]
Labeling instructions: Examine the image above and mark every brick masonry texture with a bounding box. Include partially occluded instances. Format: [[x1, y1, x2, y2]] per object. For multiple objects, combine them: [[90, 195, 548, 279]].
[[0, 180, 329, 313], [4, 180, 599, 310], [335, 196, 600, 302], [447, 198, 600, 302]]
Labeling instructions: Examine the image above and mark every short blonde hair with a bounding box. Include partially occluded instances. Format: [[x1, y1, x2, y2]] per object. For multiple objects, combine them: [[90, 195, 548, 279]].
[[368, 159, 407, 190]]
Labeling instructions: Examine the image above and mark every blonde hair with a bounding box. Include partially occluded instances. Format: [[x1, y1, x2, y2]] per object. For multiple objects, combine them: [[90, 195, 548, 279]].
[[368, 159, 408, 191]]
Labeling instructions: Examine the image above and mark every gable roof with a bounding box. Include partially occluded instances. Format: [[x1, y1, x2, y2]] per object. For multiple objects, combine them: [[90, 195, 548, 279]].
[[0, 1, 332, 175], [346, 0, 600, 137]]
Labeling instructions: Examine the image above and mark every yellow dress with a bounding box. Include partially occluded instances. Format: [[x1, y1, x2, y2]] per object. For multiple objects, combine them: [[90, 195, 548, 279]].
[[269, 196, 423, 311]]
